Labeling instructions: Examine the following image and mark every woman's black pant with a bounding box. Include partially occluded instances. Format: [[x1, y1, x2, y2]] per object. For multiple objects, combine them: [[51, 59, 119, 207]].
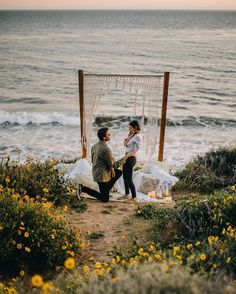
[[81, 169, 122, 203], [123, 156, 137, 198]]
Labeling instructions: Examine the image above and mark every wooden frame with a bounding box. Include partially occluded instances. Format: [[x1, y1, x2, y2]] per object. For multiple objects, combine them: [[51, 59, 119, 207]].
[[78, 70, 170, 161]]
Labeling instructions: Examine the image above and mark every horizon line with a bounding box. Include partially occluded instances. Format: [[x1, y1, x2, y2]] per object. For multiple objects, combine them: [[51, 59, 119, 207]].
[[0, 8, 236, 11]]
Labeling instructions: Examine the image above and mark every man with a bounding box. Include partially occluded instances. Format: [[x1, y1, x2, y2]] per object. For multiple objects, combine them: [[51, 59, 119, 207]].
[[79, 127, 134, 202]]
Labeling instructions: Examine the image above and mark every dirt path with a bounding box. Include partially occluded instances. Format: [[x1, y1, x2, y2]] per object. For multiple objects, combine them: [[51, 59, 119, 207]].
[[67, 199, 168, 262]]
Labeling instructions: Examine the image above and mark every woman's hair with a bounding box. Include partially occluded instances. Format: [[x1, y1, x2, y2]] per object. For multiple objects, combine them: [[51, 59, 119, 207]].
[[97, 127, 109, 141], [129, 120, 140, 131]]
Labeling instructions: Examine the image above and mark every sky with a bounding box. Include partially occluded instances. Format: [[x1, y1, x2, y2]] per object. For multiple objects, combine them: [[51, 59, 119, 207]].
[[0, 0, 236, 10]]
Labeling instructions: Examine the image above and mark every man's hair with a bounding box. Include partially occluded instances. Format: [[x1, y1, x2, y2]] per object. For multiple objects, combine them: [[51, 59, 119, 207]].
[[129, 120, 141, 131], [97, 127, 109, 141]]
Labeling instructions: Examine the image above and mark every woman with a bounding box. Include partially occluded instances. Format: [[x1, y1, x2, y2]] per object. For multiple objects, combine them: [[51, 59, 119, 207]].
[[118, 120, 141, 201]]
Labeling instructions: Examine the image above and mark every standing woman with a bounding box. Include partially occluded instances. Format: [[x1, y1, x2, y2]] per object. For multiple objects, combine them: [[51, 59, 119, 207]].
[[118, 120, 141, 201]]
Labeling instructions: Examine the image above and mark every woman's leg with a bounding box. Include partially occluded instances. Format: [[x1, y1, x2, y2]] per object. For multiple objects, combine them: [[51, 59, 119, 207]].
[[123, 161, 130, 195], [124, 156, 137, 198]]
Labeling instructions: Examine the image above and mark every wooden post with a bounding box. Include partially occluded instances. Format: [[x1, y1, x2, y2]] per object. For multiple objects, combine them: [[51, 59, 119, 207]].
[[158, 72, 170, 161], [78, 70, 87, 158]]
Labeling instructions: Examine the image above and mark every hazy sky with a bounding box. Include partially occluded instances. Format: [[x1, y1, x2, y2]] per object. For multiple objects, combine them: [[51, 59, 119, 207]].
[[0, 0, 236, 10]]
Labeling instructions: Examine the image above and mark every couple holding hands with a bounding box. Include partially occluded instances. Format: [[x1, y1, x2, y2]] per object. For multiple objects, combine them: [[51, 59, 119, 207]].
[[79, 120, 141, 202]]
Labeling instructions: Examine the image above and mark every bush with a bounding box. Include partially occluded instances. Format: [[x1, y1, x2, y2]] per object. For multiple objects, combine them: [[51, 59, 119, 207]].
[[53, 263, 236, 294], [136, 191, 236, 275], [0, 188, 80, 275], [0, 156, 74, 206], [137, 190, 236, 245], [173, 146, 236, 194]]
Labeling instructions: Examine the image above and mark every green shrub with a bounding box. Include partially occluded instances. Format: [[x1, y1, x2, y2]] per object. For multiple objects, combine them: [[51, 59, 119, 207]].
[[137, 190, 236, 246], [173, 146, 236, 194], [135, 191, 236, 275], [0, 188, 80, 275], [53, 263, 236, 294], [0, 156, 74, 206]]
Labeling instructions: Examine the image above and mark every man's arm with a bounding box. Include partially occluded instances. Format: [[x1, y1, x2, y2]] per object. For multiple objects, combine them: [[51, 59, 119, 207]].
[[113, 151, 136, 168]]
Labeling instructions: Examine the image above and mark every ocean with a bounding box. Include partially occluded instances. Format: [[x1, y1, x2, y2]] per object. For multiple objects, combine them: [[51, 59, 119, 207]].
[[0, 10, 235, 169]]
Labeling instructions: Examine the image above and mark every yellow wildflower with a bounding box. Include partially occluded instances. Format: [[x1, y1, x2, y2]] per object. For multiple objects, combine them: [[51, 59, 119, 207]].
[[17, 244, 22, 250], [5, 176, 10, 183], [5, 287, 17, 294], [111, 258, 116, 264], [95, 261, 102, 269], [25, 247, 31, 252], [149, 245, 155, 251], [20, 271, 25, 276], [176, 255, 182, 260], [226, 257, 231, 264], [200, 254, 206, 261], [195, 241, 201, 246], [129, 257, 136, 266], [227, 226, 232, 232], [154, 254, 162, 260], [79, 241, 85, 249], [107, 266, 112, 272], [83, 265, 89, 273], [64, 257, 76, 270], [112, 277, 120, 283], [212, 264, 218, 269], [24, 232, 29, 238], [31, 274, 44, 287], [186, 243, 193, 250], [230, 185, 236, 191], [43, 187, 49, 193], [138, 248, 144, 255], [42, 282, 54, 294], [116, 255, 121, 262]]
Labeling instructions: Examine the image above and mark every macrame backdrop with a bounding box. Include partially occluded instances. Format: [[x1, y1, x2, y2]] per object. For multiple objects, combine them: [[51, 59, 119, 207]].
[[80, 73, 164, 161]]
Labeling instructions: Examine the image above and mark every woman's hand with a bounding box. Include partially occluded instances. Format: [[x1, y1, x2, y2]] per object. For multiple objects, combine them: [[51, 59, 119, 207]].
[[124, 131, 134, 146]]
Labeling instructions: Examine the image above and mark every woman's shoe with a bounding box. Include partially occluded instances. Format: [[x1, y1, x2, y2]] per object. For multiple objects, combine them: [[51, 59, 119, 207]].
[[117, 194, 131, 200]]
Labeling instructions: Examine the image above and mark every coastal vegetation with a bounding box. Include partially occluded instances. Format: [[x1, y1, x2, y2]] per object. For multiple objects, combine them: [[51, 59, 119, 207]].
[[0, 146, 235, 293]]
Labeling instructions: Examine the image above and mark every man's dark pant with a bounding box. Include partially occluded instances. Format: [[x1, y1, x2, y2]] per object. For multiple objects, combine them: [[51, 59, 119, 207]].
[[81, 169, 122, 202]]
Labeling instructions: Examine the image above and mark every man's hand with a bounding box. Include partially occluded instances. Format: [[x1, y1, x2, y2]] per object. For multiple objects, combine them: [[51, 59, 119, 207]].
[[111, 168, 115, 178]]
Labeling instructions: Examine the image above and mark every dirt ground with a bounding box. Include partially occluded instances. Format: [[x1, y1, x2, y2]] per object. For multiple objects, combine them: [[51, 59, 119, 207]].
[[67, 199, 151, 261], [67, 198, 170, 262]]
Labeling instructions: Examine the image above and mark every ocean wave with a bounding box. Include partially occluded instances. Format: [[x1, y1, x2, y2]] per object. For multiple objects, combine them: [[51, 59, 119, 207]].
[[95, 116, 236, 128], [0, 110, 79, 126], [0, 111, 236, 128]]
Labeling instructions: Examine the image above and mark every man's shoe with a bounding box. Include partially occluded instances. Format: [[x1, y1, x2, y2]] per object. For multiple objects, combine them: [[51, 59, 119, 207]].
[[130, 197, 137, 202], [117, 194, 131, 200], [77, 184, 83, 200]]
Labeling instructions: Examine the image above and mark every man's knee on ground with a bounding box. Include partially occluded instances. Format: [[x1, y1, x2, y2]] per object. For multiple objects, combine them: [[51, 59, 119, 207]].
[[101, 197, 109, 203]]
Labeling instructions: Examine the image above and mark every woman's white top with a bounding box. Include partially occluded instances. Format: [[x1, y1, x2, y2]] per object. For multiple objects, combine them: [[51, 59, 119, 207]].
[[125, 133, 142, 154]]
